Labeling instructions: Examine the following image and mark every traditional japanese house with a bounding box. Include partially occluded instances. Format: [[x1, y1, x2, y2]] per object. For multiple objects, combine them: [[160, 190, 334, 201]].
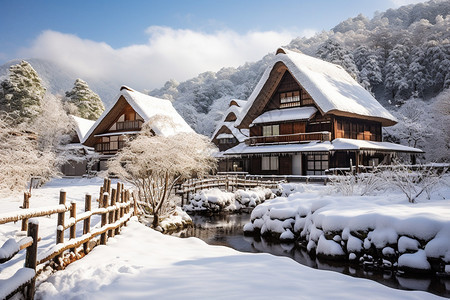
[[61, 115, 95, 176], [82, 86, 193, 170], [222, 48, 423, 175], [211, 99, 249, 172]]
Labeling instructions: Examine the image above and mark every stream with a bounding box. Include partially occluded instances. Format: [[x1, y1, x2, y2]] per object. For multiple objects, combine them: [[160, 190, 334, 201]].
[[174, 213, 450, 298]]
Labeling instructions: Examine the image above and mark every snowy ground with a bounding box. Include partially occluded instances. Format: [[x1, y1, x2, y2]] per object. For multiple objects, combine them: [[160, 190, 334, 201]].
[[0, 177, 448, 299]]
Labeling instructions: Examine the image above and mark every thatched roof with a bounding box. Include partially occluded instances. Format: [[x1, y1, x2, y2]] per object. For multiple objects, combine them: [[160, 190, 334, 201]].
[[236, 48, 397, 128]]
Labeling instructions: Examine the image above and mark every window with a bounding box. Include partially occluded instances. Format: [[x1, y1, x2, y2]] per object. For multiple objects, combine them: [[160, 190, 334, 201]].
[[219, 138, 236, 144], [263, 124, 279, 136], [306, 153, 328, 175], [262, 156, 279, 170], [280, 91, 301, 108]]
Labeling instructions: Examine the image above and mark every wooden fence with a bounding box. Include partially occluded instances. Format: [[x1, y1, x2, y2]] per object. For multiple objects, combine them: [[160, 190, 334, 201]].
[[0, 178, 135, 300], [176, 175, 282, 205]]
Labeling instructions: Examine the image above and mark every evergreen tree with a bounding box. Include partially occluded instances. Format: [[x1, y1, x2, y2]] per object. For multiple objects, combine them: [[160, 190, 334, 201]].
[[408, 46, 428, 97], [317, 39, 358, 79], [65, 79, 105, 120], [0, 61, 45, 124], [384, 44, 410, 100]]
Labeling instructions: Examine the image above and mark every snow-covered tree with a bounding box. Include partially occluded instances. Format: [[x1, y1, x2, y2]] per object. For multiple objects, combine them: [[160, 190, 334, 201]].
[[0, 114, 57, 193], [316, 39, 358, 79], [65, 79, 104, 120], [384, 44, 410, 100], [108, 116, 217, 228], [0, 61, 45, 124], [408, 46, 428, 98]]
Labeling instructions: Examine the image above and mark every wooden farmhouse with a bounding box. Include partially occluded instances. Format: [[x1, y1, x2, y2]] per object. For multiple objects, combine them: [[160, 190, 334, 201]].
[[218, 48, 423, 175], [211, 99, 249, 172], [82, 86, 193, 171]]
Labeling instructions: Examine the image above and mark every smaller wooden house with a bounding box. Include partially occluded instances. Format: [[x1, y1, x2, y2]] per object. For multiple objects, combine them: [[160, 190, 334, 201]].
[[82, 86, 193, 170], [211, 99, 249, 172], [61, 115, 95, 176], [218, 48, 423, 175]]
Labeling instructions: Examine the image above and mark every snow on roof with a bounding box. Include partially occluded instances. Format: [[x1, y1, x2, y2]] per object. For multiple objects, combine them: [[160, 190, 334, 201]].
[[224, 139, 423, 155], [230, 99, 247, 107], [252, 106, 317, 125], [224, 141, 333, 155], [332, 138, 424, 153], [71, 115, 95, 141], [119, 87, 193, 136], [82, 86, 193, 144], [237, 48, 397, 127], [211, 103, 248, 143], [216, 133, 235, 139]]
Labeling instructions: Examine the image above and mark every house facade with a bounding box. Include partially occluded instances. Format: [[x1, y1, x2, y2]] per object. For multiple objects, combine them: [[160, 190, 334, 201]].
[[211, 99, 249, 172], [82, 86, 193, 170], [219, 48, 422, 175]]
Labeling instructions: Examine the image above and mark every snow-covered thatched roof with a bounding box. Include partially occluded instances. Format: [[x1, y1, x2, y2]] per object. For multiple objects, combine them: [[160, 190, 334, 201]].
[[237, 48, 397, 128], [71, 115, 95, 142], [83, 86, 193, 146], [211, 99, 248, 143]]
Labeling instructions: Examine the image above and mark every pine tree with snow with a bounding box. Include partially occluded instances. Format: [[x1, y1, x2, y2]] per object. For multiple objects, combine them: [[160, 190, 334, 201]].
[[65, 79, 105, 120], [317, 39, 358, 79], [384, 44, 410, 100], [0, 61, 45, 124], [407, 46, 428, 98]]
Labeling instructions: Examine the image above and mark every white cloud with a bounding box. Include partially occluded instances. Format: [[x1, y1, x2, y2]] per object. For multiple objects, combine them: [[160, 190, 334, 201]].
[[389, 0, 427, 7], [19, 27, 302, 90]]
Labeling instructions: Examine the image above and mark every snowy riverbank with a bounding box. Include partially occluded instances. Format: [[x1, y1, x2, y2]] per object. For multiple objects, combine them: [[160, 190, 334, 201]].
[[243, 179, 450, 275]]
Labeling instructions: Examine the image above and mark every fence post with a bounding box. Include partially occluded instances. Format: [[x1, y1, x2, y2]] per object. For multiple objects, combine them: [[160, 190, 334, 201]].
[[69, 201, 76, 253], [83, 194, 91, 254], [100, 193, 109, 245], [98, 186, 104, 208], [25, 219, 38, 300], [109, 189, 117, 238], [133, 192, 138, 216], [55, 190, 66, 264], [21, 192, 31, 231], [115, 183, 121, 235]]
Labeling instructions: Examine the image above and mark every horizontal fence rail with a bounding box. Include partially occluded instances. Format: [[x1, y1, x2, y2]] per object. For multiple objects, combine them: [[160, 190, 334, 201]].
[[176, 175, 283, 205], [0, 178, 135, 299]]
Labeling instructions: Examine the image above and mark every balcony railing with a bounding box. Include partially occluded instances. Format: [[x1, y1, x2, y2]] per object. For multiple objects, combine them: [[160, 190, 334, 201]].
[[246, 131, 331, 146], [115, 120, 143, 131]]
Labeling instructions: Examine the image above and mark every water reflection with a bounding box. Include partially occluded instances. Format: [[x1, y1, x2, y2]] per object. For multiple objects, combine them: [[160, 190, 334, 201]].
[[175, 213, 449, 298]]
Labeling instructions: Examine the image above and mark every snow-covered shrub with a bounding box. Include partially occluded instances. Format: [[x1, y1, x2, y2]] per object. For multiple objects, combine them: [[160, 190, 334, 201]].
[[330, 171, 385, 196], [380, 164, 447, 203], [185, 187, 274, 213]]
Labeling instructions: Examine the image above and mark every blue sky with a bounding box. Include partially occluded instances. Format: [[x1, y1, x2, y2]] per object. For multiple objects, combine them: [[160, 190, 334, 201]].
[[0, 0, 425, 89]]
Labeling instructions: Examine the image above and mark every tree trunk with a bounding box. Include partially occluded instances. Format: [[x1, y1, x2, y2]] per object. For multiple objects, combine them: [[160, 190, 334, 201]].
[[152, 212, 159, 228]]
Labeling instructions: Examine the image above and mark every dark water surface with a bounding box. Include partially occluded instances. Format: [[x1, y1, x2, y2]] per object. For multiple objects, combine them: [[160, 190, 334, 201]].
[[174, 213, 450, 298]]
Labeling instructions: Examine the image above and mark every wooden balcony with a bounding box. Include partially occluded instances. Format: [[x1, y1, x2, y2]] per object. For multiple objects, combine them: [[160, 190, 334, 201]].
[[115, 120, 143, 131], [246, 131, 331, 146]]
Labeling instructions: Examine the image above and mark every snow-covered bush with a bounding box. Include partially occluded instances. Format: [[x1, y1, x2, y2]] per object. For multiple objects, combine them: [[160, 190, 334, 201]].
[[380, 164, 447, 203], [184, 187, 274, 212], [330, 171, 384, 196], [108, 117, 217, 227]]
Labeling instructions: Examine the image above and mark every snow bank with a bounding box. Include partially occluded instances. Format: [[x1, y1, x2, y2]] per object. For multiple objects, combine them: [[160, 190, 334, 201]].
[[184, 187, 274, 212], [244, 181, 450, 273]]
